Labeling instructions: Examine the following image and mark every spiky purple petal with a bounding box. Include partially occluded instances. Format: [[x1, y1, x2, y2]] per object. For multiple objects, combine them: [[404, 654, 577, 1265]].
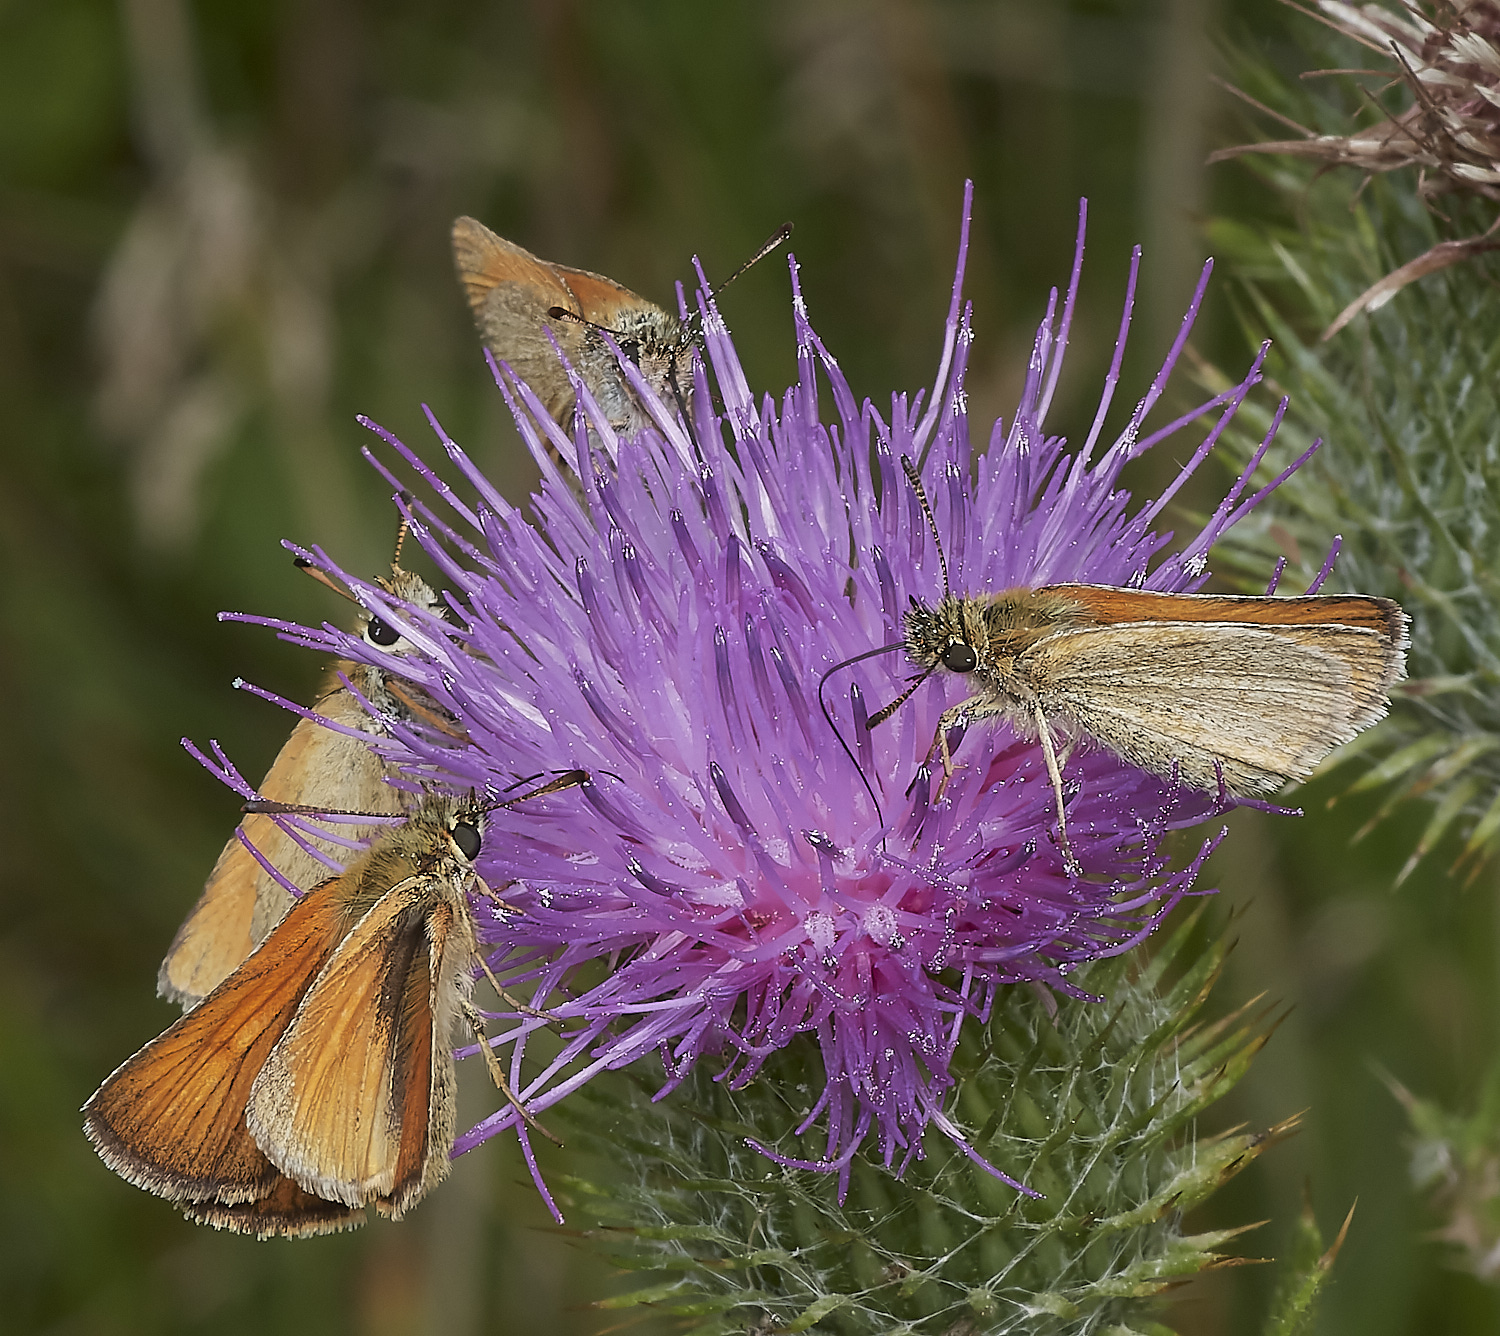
[[239, 186, 1309, 1201]]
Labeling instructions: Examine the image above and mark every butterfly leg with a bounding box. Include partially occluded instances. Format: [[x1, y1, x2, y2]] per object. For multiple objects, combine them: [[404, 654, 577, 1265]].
[[1057, 733, 1079, 771], [460, 995, 563, 1146], [472, 876, 570, 1028], [1030, 700, 1080, 876], [924, 705, 970, 800]]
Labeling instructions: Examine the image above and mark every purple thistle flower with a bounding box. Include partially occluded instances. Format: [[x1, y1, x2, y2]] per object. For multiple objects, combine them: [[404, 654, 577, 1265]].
[[246, 187, 1315, 1212]]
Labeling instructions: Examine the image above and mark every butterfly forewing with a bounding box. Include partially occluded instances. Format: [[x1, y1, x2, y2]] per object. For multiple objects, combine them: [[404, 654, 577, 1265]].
[[84, 879, 355, 1204], [157, 837, 263, 1012], [451, 214, 684, 436], [382, 897, 461, 1220], [552, 263, 668, 328], [87, 791, 521, 1236], [1045, 584, 1405, 638], [879, 458, 1410, 873], [158, 685, 405, 1007], [1032, 621, 1392, 794], [245, 804, 479, 1218], [451, 217, 576, 313], [248, 874, 457, 1209], [160, 568, 454, 1011], [452, 217, 591, 422]]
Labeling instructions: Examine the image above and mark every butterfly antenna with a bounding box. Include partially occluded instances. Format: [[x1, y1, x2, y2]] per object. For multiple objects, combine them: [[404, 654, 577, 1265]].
[[546, 224, 792, 347], [702, 223, 794, 311], [818, 642, 906, 833], [683, 222, 793, 341], [390, 503, 413, 570], [674, 223, 795, 451], [482, 769, 588, 813], [865, 461, 952, 729], [900, 455, 950, 599], [868, 659, 940, 730], [293, 557, 357, 603], [243, 798, 402, 818], [295, 492, 419, 599]]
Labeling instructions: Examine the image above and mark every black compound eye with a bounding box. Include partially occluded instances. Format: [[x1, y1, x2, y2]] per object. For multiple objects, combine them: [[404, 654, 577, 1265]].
[[452, 821, 482, 861], [942, 642, 978, 673], [366, 616, 401, 647]]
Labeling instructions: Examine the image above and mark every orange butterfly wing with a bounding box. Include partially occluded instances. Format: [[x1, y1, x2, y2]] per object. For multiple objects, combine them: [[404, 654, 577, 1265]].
[[451, 216, 577, 314], [248, 876, 466, 1217], [85, 875, 355, 1205], [545, 261, 665, 329], [1043, 585, 1405, 638], [451, 216, 673, 428]]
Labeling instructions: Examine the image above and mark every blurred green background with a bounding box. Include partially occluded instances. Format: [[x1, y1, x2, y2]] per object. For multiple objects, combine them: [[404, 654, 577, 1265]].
[[2, 1, 1490, 1333]]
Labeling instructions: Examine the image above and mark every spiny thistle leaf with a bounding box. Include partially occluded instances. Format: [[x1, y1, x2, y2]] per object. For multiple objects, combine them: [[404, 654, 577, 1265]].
[[553, 910, 1282, 1334]]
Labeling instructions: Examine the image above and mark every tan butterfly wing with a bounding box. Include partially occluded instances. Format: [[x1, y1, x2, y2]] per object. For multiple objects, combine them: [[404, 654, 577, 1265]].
[[452, 216, 577, 314], [247, 874, 468, 1217], [158, 669, 406, 1008], [452, 214, 663, 327], [547, 261, 669, 330], [1029, 620, 1401, 795], [452, 215, 676, 429], [84, 877, 356, 1205], [452, 216, 597, 423]]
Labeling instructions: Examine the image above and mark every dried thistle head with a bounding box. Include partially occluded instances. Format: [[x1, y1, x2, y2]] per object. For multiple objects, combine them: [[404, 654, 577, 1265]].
[[1217, 1, 1500, 203], [1216, 4, 1500, 335]]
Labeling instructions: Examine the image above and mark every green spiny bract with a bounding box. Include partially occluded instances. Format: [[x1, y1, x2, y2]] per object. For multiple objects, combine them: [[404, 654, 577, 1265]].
[[1260, 1192, 1355, 1336], [554, 910, 1283, 1335]]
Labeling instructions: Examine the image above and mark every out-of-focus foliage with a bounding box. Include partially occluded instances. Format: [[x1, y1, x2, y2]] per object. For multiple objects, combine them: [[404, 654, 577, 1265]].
[[1391, 1061, 1500, 1281], [1260, 1193, 1355, 1336]]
